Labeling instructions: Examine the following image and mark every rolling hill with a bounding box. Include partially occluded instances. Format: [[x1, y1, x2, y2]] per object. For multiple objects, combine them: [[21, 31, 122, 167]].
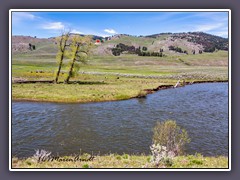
[[12, 32, 228, 56]]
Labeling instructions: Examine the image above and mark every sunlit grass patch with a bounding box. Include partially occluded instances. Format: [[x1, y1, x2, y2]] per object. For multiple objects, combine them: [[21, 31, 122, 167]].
[[12, 154, 228, 169], [12, 52, 228, 103]]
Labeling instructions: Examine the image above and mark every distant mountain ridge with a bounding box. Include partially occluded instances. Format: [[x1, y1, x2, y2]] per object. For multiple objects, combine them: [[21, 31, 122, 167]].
[[144, 32, 228, 52]]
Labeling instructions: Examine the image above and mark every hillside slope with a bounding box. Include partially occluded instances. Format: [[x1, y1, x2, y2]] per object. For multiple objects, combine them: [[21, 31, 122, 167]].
[[12, 32, 228, 57]]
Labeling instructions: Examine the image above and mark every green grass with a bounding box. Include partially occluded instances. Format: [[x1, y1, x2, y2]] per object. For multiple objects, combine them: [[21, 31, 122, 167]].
[[12, 74, 166, 103], [104, 35, 155, 47], [171, 154, 228, 168], [12, 154, 228, 168], [12, 51, 228, 77], [12, 51, 228, 103]]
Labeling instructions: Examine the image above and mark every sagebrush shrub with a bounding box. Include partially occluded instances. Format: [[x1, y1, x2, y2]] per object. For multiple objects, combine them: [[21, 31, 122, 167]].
[[152, 120, 190, 156], [150, 144, 175, 167]]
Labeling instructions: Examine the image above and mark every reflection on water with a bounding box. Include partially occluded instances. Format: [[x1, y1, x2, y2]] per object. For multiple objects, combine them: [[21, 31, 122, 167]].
[[12, 83, 228, 157]]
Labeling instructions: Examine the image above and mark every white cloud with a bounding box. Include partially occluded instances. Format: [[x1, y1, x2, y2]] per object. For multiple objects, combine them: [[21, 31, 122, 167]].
[[211, 31, 228, 37], [98, 34, 111, 38], [104, 28, 117, 34], [70, 29, 83, 34], [84, 33, 110, 38], [42, 22, 65, 30], [12, 12, 37, 23], [147, 12, 185, 22], [192, 22, 228, 37], [195, 12, 228, 22], [194, 23, 224, 32]]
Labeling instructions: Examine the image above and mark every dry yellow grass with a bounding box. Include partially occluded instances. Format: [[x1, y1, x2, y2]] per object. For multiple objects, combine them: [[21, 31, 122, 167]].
[[12, 154, 228, 169]]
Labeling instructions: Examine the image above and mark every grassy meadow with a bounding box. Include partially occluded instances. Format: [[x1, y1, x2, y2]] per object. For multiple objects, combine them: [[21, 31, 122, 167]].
[[12, 51, 228, 103]]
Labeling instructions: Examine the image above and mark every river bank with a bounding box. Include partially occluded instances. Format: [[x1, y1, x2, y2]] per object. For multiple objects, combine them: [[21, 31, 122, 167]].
[[12, 77, 228, 103], [12, 83, 228, 158], [12, 153, 228, 168]]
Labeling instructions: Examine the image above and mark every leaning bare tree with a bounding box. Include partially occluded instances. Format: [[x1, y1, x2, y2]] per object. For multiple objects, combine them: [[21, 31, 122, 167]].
[[64, 35, 92, 84], [54, 31, 70, 83]]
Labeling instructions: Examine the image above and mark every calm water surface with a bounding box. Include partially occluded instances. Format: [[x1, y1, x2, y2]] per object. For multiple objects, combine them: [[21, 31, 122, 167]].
[[12, 83, 229, 157]]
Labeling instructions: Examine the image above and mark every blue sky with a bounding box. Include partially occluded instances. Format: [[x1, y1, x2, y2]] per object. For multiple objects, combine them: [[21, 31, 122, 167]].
[[11, 11, 229, 38]]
